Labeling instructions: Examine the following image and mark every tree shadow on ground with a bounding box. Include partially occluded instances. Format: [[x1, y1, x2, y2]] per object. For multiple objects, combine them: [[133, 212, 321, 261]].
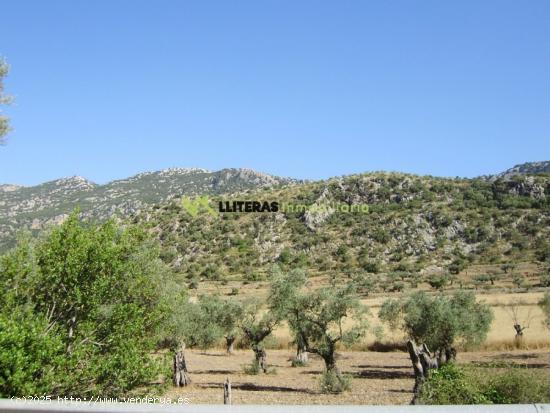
[[192, 369, 239, 375], [300, 370, 323, 375], [388, 389, 413, 394], [491, 352, 539, 360], [198, 382, 316, 394], [354, 364, 411, 370], [354, 368, 413, 380], [198, 352, 231, 357]]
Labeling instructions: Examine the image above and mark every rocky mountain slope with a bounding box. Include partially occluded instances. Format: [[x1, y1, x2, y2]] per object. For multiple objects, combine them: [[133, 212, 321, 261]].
[[136, 170, 550, 291], [486, 161, 550, 180], [0, 168, 297, 251], [1, 161, 549, 262]]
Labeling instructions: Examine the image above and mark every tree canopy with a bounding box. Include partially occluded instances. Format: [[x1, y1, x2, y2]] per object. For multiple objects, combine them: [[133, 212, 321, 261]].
[[269, 267, 369, 391], [379, 291, 493, 355], [0, 211, 184, 397]]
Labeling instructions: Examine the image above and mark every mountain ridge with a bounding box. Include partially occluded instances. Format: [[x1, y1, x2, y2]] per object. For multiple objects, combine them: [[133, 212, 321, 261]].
[[0, 167, 298, 251], [0, 161, 548, 253]]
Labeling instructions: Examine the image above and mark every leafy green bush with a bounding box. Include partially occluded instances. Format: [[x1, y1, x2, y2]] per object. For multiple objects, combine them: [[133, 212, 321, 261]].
[[242, 359, 261, 375], [418, 364, 489, 404], [0, 312, 65, 397], [319, 369, 351, 394], [290, 358, 308, 367], [428, 275, 448, 290], [419, 364, 550, 405], [484, 368, 550, 403], [0, 211, 181, 397]]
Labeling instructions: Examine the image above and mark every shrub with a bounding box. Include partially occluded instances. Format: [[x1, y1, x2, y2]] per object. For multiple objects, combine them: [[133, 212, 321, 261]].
[[244, 271, 264, 282], [484, 368, 550, 403], [0, 212, 179, 397], [418, 364, 489, 404], [361, 260, 380, 273], [290, 358, 308, 367], [540, 292, 550, 328], [242, 360, 261, 375], [419, 364, 550, 405], [0, 313, 65, 397], [319, 370, 351, 394]]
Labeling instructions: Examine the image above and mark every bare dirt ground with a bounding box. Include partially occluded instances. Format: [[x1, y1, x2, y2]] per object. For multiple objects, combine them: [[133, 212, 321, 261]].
[[164, 348, 550, 405]]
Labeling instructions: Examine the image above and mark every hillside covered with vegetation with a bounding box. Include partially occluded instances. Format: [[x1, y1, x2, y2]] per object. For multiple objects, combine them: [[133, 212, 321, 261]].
[[138, 171, 550, 293], [0, 167, 297, 252]]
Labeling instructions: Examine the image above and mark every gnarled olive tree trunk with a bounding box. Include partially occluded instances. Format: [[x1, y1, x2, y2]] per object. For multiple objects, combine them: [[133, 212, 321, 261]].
[[252, 344, 268, 373], [323, 354, 341, 377], [315, 341, 343, 382], [295, 343, 309, 364], [225, 335, 236, 354], [242, 325, 273, 373], [407, 340, 452, 403], [173, 345, 191, 386]]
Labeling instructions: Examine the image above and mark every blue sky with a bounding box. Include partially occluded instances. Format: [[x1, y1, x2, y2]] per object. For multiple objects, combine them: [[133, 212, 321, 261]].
[[1, 0, 549, 185]]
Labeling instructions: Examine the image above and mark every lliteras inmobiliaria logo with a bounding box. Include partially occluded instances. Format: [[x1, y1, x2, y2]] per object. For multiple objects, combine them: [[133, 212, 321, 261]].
[[181, 196, 278, 217], [181, 196, 369, 217]]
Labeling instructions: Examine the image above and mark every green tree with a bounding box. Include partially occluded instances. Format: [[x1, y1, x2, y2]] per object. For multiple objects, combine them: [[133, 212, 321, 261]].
[[512, 273, 525, 289], [379, 291, 493, 361], [184, 295, 243, 353], [428, 274, 448, 291], [269, 268, 309, 363], [0, 57, 13, 143], [535, 240, 550, 262], [240, 298, 279, 373], [0, 211, 181, 397], [275, 274, 369, 392], [448, 258, 466, 275]]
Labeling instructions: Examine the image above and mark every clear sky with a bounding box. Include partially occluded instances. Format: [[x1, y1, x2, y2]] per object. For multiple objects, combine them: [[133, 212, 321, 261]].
[[1, 0, 549, 185]]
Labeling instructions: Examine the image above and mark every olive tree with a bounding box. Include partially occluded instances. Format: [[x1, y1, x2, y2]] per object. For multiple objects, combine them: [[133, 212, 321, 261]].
[[505, 302, 534, 345], [239, 265, 299, 372], [240, 298, 279, 373], [164, 294, 243, 386], [184, 295, 243, 354], [379, 290, 493, 400], [268, 267, 309, 364], [380, 291, 493, 362], [273, 270, 369, 392]]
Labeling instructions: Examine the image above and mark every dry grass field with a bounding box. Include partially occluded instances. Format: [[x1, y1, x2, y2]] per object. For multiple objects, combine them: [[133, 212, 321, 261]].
[[364, 291, 550, 350], [197, 275, 550, 350], [164, 348, 550, 404]]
